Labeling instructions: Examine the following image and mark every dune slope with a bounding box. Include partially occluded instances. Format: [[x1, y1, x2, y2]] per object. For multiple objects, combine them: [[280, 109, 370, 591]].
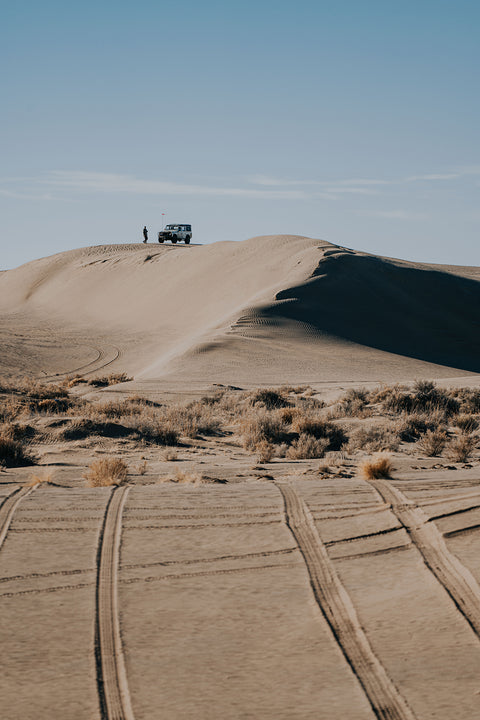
[[0, 235, 478, 384]]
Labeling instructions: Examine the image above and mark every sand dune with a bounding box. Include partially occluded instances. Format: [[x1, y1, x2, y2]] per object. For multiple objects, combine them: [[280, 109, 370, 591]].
[[0, 235, 479, 385]]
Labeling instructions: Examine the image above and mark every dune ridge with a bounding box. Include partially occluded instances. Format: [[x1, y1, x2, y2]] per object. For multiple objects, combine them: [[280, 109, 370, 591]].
[[0, 235, 479, 385]]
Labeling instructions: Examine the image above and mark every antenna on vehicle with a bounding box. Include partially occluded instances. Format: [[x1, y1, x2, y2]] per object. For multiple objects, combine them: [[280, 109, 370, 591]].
[[161, 212, 166, 230]]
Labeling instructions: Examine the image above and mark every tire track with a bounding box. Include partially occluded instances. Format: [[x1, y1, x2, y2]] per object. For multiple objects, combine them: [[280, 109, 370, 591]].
[[95, 486, 134, 720], [0, 486, 35, 550], [276, 482, 416, 720], [368, 478, 480, 639]]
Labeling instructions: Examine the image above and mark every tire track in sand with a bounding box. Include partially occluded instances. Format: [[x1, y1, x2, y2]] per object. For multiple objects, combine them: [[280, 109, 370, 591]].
[[276, 482, 416, 720], [0, 486, 35, 550], [95, 486, 134, 720], [368, 478, 480, 639]]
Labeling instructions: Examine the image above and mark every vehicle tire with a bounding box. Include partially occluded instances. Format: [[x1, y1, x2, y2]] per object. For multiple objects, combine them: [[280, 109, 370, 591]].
[[185, 236, 191, 244], [158, 237, 164, 243], [171, 234, 177, 244]]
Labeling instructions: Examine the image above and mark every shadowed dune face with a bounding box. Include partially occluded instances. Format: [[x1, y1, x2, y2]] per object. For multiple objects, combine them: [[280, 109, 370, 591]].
[[270, 253, 480, 373]]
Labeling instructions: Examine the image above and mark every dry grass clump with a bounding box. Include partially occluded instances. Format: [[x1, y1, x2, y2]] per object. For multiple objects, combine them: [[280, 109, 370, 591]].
[[126, 416, 179, 445], [162, 448, 179, 461], [85, 373, 133, 387], [396, 413, 434, 442], [450, 388, 480, 414], [359, 453, 392, 480], [247, 388, 291, 410], [287, 434, 329, 459], [25, 471, 54, 487], [0, 434, 36, 467], [291, 415, 346, 451], [454, 414, 479, 434], [88, 399, 144, 419], [159, 402, 220, 438], [338, 388, 371, 417], [447, 435, 478, 463], [241, 411, 288, 451], [169, 469, 204, 484], [348, 426, 399, 453], [84, 458, 128, 487], [377, 380, 459, 417], [136, 460, 147, 475], [60, 418, 131, 440], [256, 440, 275, 463], [0, 397, 25, 421], [417, 429, 448, 457]]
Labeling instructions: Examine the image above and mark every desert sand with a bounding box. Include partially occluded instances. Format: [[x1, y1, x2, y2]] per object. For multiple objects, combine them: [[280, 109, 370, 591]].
[[1, 235, 480, 720]]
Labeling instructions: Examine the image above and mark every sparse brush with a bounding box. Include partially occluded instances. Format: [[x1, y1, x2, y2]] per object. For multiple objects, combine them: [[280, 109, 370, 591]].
[[169, 469, 204, 484], [86, 373, 133, 387], [0, 397, 25, 422], [241, 411, 288, 451], [162, 448, 179, 461], [136, 460, 147, 475], [256, 440, 275, 463], [125, 416, 179, 445], [66, 375, 87, 388], [247, 388, 290, 410], [453, 388, 480, 414], [0, 435, 36, 467], [83, 458, 128, 487], [0, 422, 35, 441], [25, 471, 53, 487], [348, 426, 399, 452], [338, 388, 371, 417], [359, 453, 393, 480], [279, 407, 301, 424], [454, 414, 479, 434], [291, 415, 346, 451], [396, 413, 432, 442], [90, 400, 143, 419], [287, 434, 329, 459], [417, 429, 448, 457], [447, 435, 478, 463]]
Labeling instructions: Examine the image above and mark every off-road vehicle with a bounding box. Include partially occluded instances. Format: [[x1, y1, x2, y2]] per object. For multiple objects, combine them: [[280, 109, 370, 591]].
[[158, 224, 192, 244]]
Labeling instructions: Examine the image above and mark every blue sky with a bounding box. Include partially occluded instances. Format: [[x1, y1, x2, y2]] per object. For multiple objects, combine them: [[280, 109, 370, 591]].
[[1, 0, 479, 269]]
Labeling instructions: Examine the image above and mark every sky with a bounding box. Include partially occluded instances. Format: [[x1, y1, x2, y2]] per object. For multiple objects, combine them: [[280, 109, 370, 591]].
[[1, 0, 479, 270]]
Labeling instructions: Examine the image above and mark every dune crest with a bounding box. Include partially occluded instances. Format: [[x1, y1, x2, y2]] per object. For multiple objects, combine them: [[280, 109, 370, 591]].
[[0, 235, 479, 384]]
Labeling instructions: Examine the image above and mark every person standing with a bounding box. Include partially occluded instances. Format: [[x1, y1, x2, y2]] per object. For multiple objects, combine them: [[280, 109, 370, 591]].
[[143, 226, 148, 243]]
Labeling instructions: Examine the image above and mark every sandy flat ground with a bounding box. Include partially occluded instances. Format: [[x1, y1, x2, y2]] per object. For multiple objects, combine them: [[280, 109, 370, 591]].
[[1, 236, 480, 719]]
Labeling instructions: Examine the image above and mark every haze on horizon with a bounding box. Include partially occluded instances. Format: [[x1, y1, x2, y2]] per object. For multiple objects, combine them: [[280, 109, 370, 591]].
[[1, 0, 479, 270]]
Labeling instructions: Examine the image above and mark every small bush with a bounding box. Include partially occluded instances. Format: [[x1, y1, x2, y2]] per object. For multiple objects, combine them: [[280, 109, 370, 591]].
[[447, 435, 478, 463], [359, 453, 392, 480], [248, 389, 290, 410], [287, 433, 329, 459], [87, 373, 132, 387], [84, 458, 128, 487], [339, 388, 370, 417], [418, 429, 448, 457], [454, 414, 479, 434], [25, 471, 53, 487], [169, 469, 204, 484], [162, 448, 179, 461], [396, 413, 432, 442], [256, 440, 275, 463], [241, 412, 288, 451], [136, 460, 147, 475], [348, 426, 399, 452], [89, 400, 143, 419], [292, 416, 346, 451], [0, 435, 36, 467]]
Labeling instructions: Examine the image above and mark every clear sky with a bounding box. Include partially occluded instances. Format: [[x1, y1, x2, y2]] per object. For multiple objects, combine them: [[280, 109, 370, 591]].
[[1, 0, 479, 269]]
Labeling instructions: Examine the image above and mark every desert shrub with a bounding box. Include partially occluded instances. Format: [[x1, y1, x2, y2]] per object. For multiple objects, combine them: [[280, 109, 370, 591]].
[[136, 460, 147, 475], [162, 448, 179, 461], [241, 412, 288, 451], [417, 429, 448, 457], [292, 415, 346, 451], [338, 388, 370, 417], [279, 407, 302, 424], [396, 413, 433, 442], [359, 453, 392, 480], [447, 435, 478, 463], [287, 434, 329, 459], [256, 440, 275, 463], [21, 379, 69, 400], [0, 397, 24, 422], [160, 403, 220, 437], [0, 422, 35, 441], [84, 458, 128, 486], [377, 381, 459, 417], [86, 373, 132, 387], [25, 471, 53, 487], [348, 426, 399, 452], [0, 435, 36, 467], [126, 417, 179, 445], [454, 414, 479, 434], [168, 469, 214, 484], [248, 388, 290, 410], [454, 388, 480, 414], [89, 400, 143, 419]]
